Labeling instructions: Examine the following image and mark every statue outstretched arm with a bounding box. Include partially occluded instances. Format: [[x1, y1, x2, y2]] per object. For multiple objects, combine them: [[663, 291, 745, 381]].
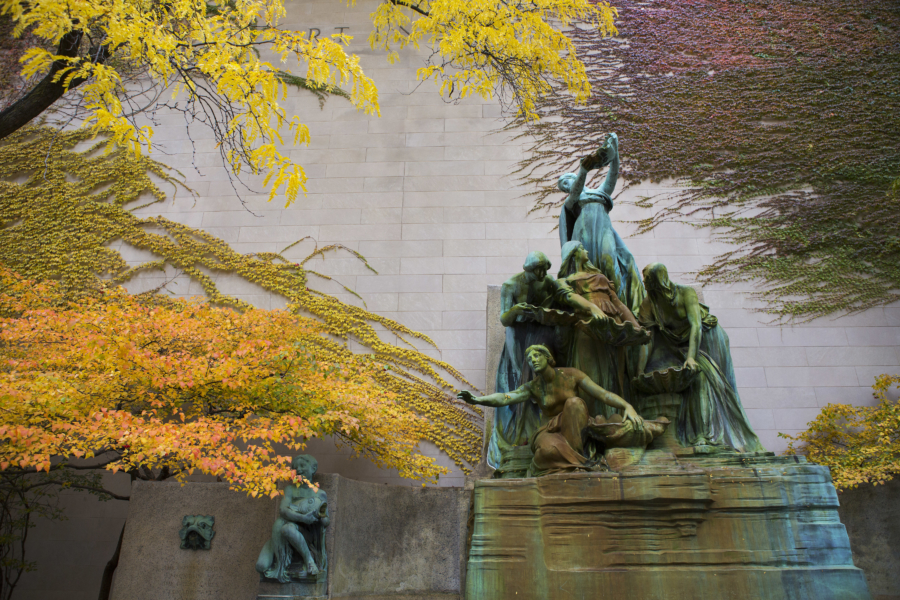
[[458, 384, 532, 407], [683, 286, 703, 372], [577, 375, 643, 430], [599, 133, 619, 198]]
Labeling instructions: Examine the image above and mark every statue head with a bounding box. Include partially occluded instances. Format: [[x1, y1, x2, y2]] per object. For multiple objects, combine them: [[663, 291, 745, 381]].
[[642, 263, 676, 301], [557, 173, 578, 193], [558, 241, 599, 279], [179, 515, 215, 550], [522, 251, 551, 282], [291, 454, 318, 481], [525, 344, 555, 373]]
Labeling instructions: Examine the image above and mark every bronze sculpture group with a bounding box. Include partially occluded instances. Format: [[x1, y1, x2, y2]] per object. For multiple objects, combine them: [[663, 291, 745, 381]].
[[460, 133, 764, 477], [256, 133, 766, 589]]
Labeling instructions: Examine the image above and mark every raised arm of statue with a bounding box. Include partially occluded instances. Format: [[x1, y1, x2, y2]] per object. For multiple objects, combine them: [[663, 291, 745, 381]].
[[682, 286, 703, 372], [599, 133, 619, 198], [563, 163, 591, 211], [458, 384, 533, 407]]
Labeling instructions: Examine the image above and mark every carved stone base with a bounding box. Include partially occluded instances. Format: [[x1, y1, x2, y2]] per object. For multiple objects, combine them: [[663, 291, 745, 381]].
[[492, 445, 533, 479], [257, 577, 327, 600], [257, 561, 327, 599], [467, 450, 872, 600]]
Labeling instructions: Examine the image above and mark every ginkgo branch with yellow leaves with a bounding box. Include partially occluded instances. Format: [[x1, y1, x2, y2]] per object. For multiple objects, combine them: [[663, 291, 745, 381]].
[[0, 0, 617, 203]]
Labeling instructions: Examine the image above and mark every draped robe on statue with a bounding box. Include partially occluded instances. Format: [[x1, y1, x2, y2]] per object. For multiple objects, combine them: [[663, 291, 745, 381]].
[[555, 270, 640, 415], [487, 282, 557, 469], [559, 191, 645, 316], [637, 296, 764, 453]]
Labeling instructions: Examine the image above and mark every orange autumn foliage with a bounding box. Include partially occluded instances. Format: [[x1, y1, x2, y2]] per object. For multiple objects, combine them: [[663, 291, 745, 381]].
[[0, 265, 444, 497]]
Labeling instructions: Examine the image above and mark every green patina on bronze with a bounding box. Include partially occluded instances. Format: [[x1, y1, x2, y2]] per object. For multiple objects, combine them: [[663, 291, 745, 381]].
[[256, 455, 329, 591], [464, 152, 871, 595], [463, 137, 765, 479], [179, 515, 215, 551]]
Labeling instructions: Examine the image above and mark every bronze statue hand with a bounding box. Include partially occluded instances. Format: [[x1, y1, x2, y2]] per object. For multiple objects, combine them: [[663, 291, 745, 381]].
[[457, 390, 478, 404], [605, 132, 619, 152], [580, 147, 608, 171], [623, 405, 644, 432], [590, 307, 610, 322], [684, 357, 700, 373], [512, 302, 530, 315]]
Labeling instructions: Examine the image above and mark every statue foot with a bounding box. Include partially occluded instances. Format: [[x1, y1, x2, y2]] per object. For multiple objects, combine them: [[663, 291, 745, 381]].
[[306, 561, 319, 577]]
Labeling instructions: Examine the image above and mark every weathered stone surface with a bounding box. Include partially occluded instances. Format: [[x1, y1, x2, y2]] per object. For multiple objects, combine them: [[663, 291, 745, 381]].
[[479, 284, 503, 471], [837, 478, 900, 600], [466, 452, 872, 600], [113, 474, 469, 600], [257, 578, 327, 599], [110, 481, 273, 600], [330, 477, 468, 598], [484, 284, 504, 396]]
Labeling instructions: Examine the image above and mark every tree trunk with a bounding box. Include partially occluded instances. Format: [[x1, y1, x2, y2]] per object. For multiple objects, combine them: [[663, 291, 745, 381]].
[[0, 29, 108, 141], [97, 522, 125, 600]]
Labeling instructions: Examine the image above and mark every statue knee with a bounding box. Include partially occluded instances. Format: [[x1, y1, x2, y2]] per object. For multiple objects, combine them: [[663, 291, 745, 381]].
[[256, 541, 273, 573], [565, 396, 587, 414]]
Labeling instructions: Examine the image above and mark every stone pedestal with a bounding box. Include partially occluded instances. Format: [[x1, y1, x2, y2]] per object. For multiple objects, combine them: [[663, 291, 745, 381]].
[[257, 578, 327, 600], [466, 451, 872, 600]]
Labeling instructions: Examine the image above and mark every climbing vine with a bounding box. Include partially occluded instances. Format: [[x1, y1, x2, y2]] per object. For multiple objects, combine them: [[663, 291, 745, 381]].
[[0, 125, 483, 474], [512, 0, 900, 320]]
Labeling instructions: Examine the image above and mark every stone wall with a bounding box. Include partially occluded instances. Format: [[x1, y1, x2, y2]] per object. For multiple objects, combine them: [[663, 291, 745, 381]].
[[109, 481, 274, 600], [838, 478, 900, 600], [25, 473, 899, 600], [107, 477, 468, 600]]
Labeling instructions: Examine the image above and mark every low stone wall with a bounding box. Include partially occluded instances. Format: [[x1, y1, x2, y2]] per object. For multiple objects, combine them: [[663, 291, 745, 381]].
[[331, 477, 468, 598], [838, 478, 900, 600], [110, 475, 470, 600], [109, 480, 274, 600]]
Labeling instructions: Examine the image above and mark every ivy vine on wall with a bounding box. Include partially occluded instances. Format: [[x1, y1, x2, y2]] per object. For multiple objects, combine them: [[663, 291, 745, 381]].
[[513, 0, 900, 320], [0, 125, 483, 473]]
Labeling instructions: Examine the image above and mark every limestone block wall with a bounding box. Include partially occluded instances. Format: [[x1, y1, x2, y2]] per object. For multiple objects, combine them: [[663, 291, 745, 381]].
[[110, 0, 900, 487]]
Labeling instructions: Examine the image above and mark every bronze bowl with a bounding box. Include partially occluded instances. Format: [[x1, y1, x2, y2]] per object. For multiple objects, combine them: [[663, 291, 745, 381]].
[[632, 366, 698, 395]]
